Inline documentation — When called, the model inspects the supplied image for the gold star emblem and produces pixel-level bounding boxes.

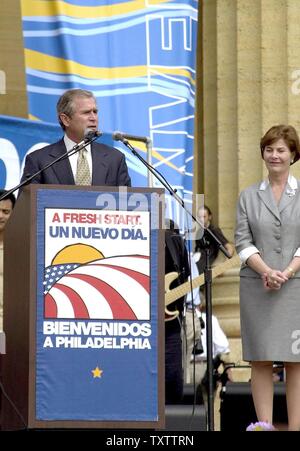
[92,366,103,378]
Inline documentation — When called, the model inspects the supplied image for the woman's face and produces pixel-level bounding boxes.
[263,138,294,175]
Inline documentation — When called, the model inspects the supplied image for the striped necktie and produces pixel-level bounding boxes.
[75,148,91,185]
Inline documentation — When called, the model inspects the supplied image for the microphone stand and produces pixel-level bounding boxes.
[0,134,100,202]
[201,236,215,431]
[117,137,231,431]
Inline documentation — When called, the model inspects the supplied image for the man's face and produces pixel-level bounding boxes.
[197,208,210,228]
[60,96,99,143]
[0,199,13,233]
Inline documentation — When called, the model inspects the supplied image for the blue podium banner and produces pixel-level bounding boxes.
[35,188,161,421]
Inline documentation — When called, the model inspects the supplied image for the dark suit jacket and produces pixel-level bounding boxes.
[20,139,131,187]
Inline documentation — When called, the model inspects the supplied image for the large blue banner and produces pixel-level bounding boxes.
[21,0,198,212]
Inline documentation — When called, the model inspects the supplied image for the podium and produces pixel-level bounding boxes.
[1,185,165,430]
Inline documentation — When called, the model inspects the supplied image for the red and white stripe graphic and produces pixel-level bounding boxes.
[44,255,150,320]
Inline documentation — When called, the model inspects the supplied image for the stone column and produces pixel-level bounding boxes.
[200,0,300,240]
[198,1,300,374]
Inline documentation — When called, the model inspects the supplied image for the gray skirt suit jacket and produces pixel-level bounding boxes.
[235,176,300,361]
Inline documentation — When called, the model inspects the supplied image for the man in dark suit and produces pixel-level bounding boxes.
[20,88,131,187]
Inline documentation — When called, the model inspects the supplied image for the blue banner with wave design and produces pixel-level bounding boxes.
[21,0,198,219]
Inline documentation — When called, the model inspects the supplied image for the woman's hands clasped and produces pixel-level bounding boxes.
[262,269,289,291]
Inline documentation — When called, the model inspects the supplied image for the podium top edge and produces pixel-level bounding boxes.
[22,184,165,195]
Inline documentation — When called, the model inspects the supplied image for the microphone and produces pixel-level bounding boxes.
[84,129,102,141]
[113,131,150,144]
[73,129,102,149]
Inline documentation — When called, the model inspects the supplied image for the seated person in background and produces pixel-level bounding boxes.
[165,219,190,404]
[195,205,234,273]
[190,305,232,398]
[191,309,231,365]
[0,190,16,332]
[183,251,231,386]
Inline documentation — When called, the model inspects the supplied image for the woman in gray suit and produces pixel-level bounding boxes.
[235,125,300,431]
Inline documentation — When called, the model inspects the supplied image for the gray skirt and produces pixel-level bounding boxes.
[240,276,300,362]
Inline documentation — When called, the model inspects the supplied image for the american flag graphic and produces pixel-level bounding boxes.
[44,255,150,320]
